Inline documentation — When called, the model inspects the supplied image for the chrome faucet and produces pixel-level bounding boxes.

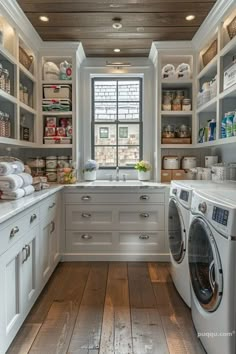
[116,166,119,181]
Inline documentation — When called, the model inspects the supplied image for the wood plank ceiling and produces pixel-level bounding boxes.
[16,0,217,57]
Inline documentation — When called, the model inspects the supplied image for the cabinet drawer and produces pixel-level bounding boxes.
[65,192,164,204]
[66,231,113,252]
[66,205,114,230]
[118,231,165,252]
[118,205,164,231]
[40,193,59,223]
[0,207,39,256]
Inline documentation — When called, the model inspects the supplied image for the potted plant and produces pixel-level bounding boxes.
[83,159,98,181]
[135,160,152,181]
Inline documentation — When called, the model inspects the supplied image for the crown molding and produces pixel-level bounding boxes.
[0,0,42,52]
[192,0,236,50]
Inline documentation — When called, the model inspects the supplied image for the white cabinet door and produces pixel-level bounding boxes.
[0,238,23,353]
[50,214,60,269]
[20,225,39,314]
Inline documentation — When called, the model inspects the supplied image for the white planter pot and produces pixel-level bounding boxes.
[138,170,151,181]
[84,170,96,181]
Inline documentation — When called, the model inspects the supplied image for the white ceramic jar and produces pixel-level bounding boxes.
[182,156,197,170]
[163,156,180,170]
[138,170,151,181]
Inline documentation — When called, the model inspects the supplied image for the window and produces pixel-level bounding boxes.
[92,78,143,168]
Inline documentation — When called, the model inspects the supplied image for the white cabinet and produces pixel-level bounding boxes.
[64,189,168,261]
[0,224,39,354]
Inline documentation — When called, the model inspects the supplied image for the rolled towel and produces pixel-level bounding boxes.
[23,185,35,196]
[1,188,25,200]
[0,174,23,191]
[0,161,25,176]
[18,173,33,187]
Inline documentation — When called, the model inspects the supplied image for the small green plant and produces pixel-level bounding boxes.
[135,160,152,172]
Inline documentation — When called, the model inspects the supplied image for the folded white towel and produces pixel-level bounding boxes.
[1,188,25,200]
[0,174,23,191]
[0,161,25,176]
[23,185,35,196]
[18,173,33,187]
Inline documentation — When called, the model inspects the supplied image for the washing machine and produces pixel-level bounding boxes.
[168,180,236,308]
[188,189,236,354]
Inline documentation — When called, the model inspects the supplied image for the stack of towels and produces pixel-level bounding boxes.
[0,161,35,200]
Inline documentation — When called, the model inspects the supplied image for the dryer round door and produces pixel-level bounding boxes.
[188,217,223,312]
[168,198,186,264]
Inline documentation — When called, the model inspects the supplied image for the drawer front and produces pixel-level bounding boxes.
[66,205,114,230]
[119,231,165,252]
[65,192,164,204]
[40,193,59,223]
[118,205,164,231]
[0,207,39,256]
[66,231,113,252]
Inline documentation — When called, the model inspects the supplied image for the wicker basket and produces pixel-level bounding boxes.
[19,46,33,71]
[202,40,217,67]
[227,16,236,40]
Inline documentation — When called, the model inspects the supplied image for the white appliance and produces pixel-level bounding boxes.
[168,180,236,309]
[188,189,236,354]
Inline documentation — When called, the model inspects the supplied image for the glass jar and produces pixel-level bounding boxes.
[46,156,57,169]
[176,90,184,100]
[162,96,172,111]
[0,110,5,137]
[0,63,5,91]
[4,113,10,138]
[162,125,175,138]
[57,156,69,168]
[182,98,192,111]
[4,69,10,94]
[27,157,45,168]
[46,169,57,182]
[172,98,182,111]
[30,167,45,177]
[19,83,24,102]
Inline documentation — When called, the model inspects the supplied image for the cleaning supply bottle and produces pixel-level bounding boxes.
[221,113,227,138]
[208,119,216,141]
[226,112,233,138]
[233,112,236,136]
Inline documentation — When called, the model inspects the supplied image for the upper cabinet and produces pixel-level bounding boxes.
[0,12,38,147]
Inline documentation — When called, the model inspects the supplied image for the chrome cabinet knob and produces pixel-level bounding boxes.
[81,234,92,240]
[140,213,150,218]
[82,196,91,201]
[139,234,150,240]
[82,213,91,218]
[140,195,149,200]
[10,226,19,238]
[30,214,37,223]
[48,202,56,209]
[198,202,207,214]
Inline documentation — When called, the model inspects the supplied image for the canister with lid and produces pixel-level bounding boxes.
[58,155,69,168]
[46,169,57,182]
[182,98,192,111]
[163,156,180,170]
[182,156,197,170]
[46,156,57,169]
[172,98,181,111]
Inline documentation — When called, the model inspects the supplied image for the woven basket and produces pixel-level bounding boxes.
[227,16,236,40]
[19,46,33,71]
[202,40,217,67]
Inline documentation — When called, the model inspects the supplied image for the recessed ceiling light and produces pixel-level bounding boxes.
[112,17,122,29]
[186,15,195,21]
[39,16,49,22]
[114,48,121,53]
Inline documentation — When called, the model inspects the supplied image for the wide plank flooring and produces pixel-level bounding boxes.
[7,262,205,354]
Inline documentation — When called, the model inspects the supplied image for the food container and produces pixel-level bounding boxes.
[223,60,236,91]
[176,90,184,100]
[182,98,192,111]
[45,117,57,127]
[182,156,197,170]
[43,85,72,99]
[45,127,56,137]
[176,124,191,138]
[43,62,60,81]
[163,156,180,170]
[46,156,57,169]
[172,98,182,111]
[184,170,196,180]
[57,168,65,184]
[162,96,172,111]
[202,168,212,180]
[58,156,69,168]
[27,157,45,168]
[205,155,218,168]
[162,125,175,138]
[46,169,57,182]
[56,127,66,137]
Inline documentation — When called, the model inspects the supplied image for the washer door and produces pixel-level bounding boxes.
[188,217,223,312]
[168,198,186,264]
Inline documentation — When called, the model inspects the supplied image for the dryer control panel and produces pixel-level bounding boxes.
[212,206,229,226]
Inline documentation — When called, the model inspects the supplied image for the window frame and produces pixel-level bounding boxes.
[91,77,143,169]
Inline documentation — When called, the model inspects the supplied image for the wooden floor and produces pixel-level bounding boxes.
[7,262,205,354]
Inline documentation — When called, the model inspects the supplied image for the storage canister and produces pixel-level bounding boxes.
[205,155,218,168]
[182,156,197,170]
[182,98,192,111]
[46,156,57,169]
[57,156,69,168]
[46,169,57,182]
[163,156,180,170]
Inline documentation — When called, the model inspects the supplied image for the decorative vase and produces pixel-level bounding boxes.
[84,170,96,181]
[138,170,151,181]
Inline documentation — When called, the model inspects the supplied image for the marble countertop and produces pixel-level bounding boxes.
[64,181,170,189]
[0,185,64,225]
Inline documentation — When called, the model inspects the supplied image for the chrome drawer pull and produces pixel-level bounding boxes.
[25,244,31,260]
[81,234,92,240]
[30,214,37,223]
[140,213,150,218]
[22,246,27,263]
[10,226,19,238]
[50,221,55,234]
[140,195,149,200]
[82,196,91,201]
[139,234,150,240]
[82,213,91,218]
[49,202,56,209]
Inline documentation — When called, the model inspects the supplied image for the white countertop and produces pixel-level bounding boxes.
[0,185,64,225]
[64,181,169,189]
